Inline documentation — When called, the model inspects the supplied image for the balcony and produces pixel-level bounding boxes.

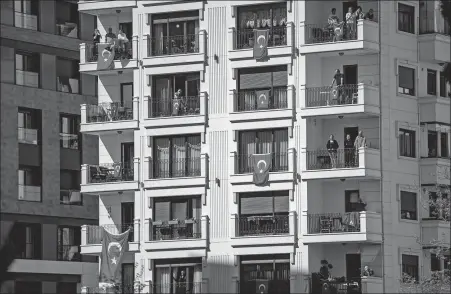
[303,211,382,244]
[78,0,137,15]
[80,100,139,135]
[80,223,140,255]
[14,11,38,31]
[18,185,41,202]
[300,84,380,118]
[421,219,451,247]
[57,76,79,94]
[55,22,78,39]
[419,18,451,63]
[149,282,205,294]
[301,147,381,180]
[228,23,294,67]
[80,161,139,194]
[18,127,38,145]
[15,69,39,88]
[142,93,207,134]
[229,86,294,125]
[419,96,451,125]
[300,19,379,56]
[79,42,138,74]
[143,31,206,70]
[57,245,82,262]
[420,157,451,186]
[143,216,208,259]
[60,133,79,150]
[60,190,82,205]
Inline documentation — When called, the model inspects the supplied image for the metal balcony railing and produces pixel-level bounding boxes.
[149,34,199,56]
[60,190,82,205]
[235,87,288,112]
[305,22,358,44]
[236,26,287,49]
[305,84,359,107]
[309,274,361,294]
[149,96,201,118]
[18,127,38,145]
[149,282,203,294]
[88,162,134,183]
[237,152,288,174]
[307,212,361,234]
[85,42,133,63]
[85,284,137,294]
[151,157,201,179]
[152,218,202,240]
[60,133,79,150]
[86,224,134,244]
[57,244,81,261]
[306,149,359,170]
[18,185,41,202]
[239,280,290,294]
[237,214,289,236]
[86,102,133,123]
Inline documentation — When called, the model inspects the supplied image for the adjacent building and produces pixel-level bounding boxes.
[0,0,99,293]
[77,0,450,293]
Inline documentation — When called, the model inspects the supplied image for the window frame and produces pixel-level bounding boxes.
[14,0,40,31]
[55,57,80,94]
[399,128,416,158]
[14,50,41,88]
[398,65,416,96]
[239,191,290,216]
[12,222,42,260]
[59,114,80,150]
[57,225,81,261]
[398,3,415,34]
[400,190,418,221]
[54,0,80,39]
[427,69,437,96]
[402,254,419,282]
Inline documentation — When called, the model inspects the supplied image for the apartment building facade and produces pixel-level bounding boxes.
[0,1,100,293]
[77,0,450,293]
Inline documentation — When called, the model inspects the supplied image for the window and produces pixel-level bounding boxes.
[18,166,41,202]
[122,264,135,294]
[398,66,415,96]
[11,223,42,259]
[15,51,40,88]
[402,254,419,281]
[18,108,40,145]
[428,130,438,157]
[14,0,39,30]
[153,259,203,293]
[399,128,416,158]
[427,69,437,96]
[56,58,80,93]
[398,3,415,34]
[441,133,449,158]
[57,226,81,261]
[55,0,79,38]
[60,114,80,149]
[345,190,366,212]
[15,281,42,294]
[400,191,417,220]
[431,254,441,271]
[439,71,449,98]
[153,135,201,178]
[60,170,81,205]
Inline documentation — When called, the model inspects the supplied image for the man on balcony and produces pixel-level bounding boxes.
[344,134,354,167]
[326,134,339,168]
[354,131,367,165]
[330,69,344,105]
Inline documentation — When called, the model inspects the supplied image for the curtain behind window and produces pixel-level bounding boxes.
[154,137,170,178]
[156,267,171,294]
[187,136,201,176]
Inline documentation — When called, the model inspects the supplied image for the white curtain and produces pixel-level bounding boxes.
[239,131,257,173]
[187,136,201,176]
[155,138,170,178]
[193,265,203,294]
[154,24,165,55]
[273,87,287,108]
[273,130,288,170]
[172,137,186,177]
[156,267,171,294]
[155,77,172,116]
[244,91,256,111]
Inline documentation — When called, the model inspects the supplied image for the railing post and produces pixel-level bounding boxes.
[133,218,140,242]
[358,147,365,168]
[229,89,236,113]
[144,218,150,241]
[229,151,237,175]
[228,27,235,51]
[358,83,364,105]
[300,148,307,172]
[201,153,208,178]
[133,157,140,182]
[286,21,294,48]
[199,29,206,56]
[288,147,295,173]
[299,85,306,109]
[144,156,150,180]
[81,225,87,246]
[230,214,237,238]
[299,21,306,45]
[201,215,208,240]
[289,211,296,236]
[200,91,207,116]
[287,85,294,109]
[80,43,86,64]
[132,96,139,121]
[80,104,87,124]
[357,19,364,41]
[359,212,366,233]
[301,210,308,235]
[132,35,138,59]
[143,95,150,119]
[81,164,89,185]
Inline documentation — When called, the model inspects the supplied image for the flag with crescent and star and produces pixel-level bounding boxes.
[255,89,270,110]
[251,153,273,186]
[253,29,269,60]
[99,227,130,286]
[97,43,115,70]
[255,279,269,294]
[172,98,180,116]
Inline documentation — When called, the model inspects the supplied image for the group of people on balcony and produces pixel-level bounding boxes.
[92,27,131,60]
[326,131,366,168]
[327,7,374,42]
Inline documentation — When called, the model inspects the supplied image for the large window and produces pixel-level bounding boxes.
[402,254,419,281]
[398,66,415,96]
[56,58,80,93]
[18,108,40,145]
[60,114,80,149]
[153,135,201,178]
[15,51,40,88]
[153,258,203,294]
[398,3,415,34]
[11,223,42,260]
[14,0,39,30]
[399,128,416,158]
[55,0,79,38]
[441,132,449,158]
[400,191,417,220]
[18,166,41,202]
[57,226,81,261]
[440,71,449,98]
[428,130,438,157]
[427,69,437,96]
[60,170,81,205]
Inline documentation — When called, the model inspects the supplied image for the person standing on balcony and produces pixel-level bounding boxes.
[330,69,344,104]
[105,27,117,44]
[354,131,367,165]
[345,6,356,40]
[355,6,365,21]
[173,270,187,294]
[326,134,339,168]
[328,8,343,42]
[344,134,354,167]
[93,29,102,57]
[117,30,129,58]
[365,9,375,21]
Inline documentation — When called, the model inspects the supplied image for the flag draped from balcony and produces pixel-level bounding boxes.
[253,29,269,60]
[99,228,130,287]
[97,43,115,70]
[256,90,270,109]
[256,279,269,294]
[251,153,272,186]
[172,98,180,115]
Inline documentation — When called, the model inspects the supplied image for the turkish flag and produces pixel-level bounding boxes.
[251,153,273,186]
[99,227,130,287]
[97,43,116,71]
[253,29,269,60]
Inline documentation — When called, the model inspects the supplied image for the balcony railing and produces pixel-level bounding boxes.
[420,16,451,35]
[237,214,289,236]
[305,22,359,44]
[88,162,134,183]
[149,96,201,118]
[86,224,134,244]
[84,42,133,63]
[56,22,78,38]
[57,76,79,94]
[309,274,361,294]
[57,244,81,261]
[60,133,79,150]
[150,157,201,179]
[235,87,288,112]
[305,84,359,107]
[152,218,201,240]
[14,11,38,30]
[18,185,41,202]
[15,70,39,88]
[307,212,361,234]
[149,282,203,294]
[240,280,290,294]
[237,152,288,174]
[236,26,287,49]
[60,190,82,205]
[18,127,38,144]
[84,285,137,294]
[149,34,199,56]
[86,102,134,123]
[306,149,359,170]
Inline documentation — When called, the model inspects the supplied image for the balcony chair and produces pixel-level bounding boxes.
[319,217,332,233]
[90,165,108,182]
[109,163,123,181]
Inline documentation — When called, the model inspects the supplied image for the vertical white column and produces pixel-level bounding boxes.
[81,164,89,185]
[80,104,87,124]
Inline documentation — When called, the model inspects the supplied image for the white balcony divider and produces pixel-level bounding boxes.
[15,70,39,88]
[18,185,41,202]
[18,127,38,144]
[14,12,38,30]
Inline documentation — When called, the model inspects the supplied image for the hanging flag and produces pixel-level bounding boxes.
[253,29,269,60]
[251,153,273,186]
[255,279,269,294]
[172,98,180,116]
[97,43,115,70]
[99,227,130,288]
[256,90,270,110]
